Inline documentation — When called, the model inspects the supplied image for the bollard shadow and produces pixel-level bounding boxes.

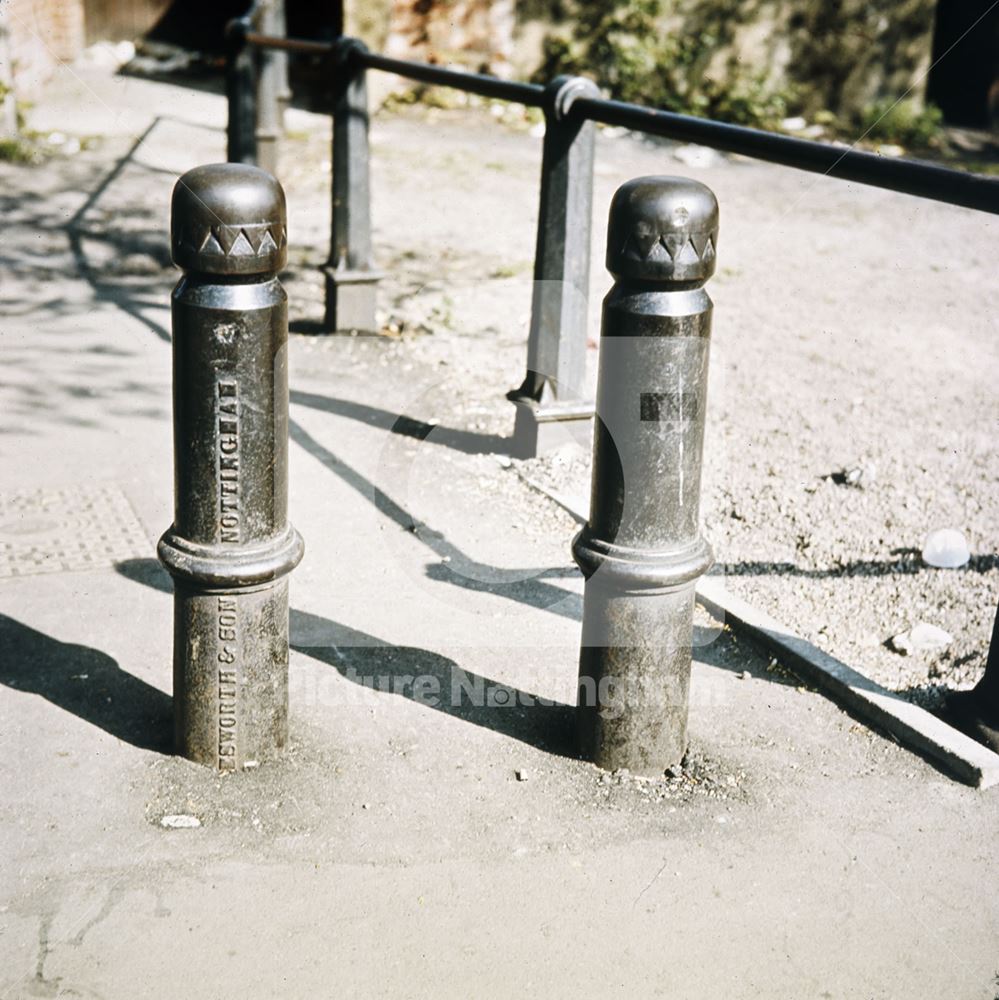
[290,609,575,755]
[0,613,171,753]
[288,417,582,620]
[291,388,511,457]
[113,558,575,755]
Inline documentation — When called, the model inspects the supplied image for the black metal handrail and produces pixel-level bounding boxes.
[573,97,998,215]
[359,50,547,107]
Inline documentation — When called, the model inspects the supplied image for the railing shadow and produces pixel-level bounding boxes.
[291,388,511,457]
[715,553,999,578]
[288,416,581,618]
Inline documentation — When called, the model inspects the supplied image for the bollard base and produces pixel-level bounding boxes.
[323,266,383,333]
[508,395,593,459]
[577,583,696,776]
[172,580,290,771]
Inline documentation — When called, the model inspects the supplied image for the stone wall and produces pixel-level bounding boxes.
[349,0,939,119]
[350,0,516,76]
[4,0,87,100]
[699,0,938,115]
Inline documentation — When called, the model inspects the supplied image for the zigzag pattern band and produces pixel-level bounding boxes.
[180,223,288,257]
[622,230,716,265]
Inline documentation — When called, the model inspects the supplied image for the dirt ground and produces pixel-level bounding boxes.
[0,62,997,999]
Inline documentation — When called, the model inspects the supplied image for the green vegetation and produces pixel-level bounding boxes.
[0,138,36,164]
[859,98,943,149]
[532,0,797,130]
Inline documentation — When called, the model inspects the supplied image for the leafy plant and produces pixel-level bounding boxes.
[859,98,943,148]
[532,0,797,130]
[0,138,36,164]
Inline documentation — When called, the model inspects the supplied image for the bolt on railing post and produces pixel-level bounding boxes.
[255,0,284,175]
[324,37,382,332]
[159,163,304,770]
[226,17,258,166]
[573,176,718,775]
[508,75,599,458]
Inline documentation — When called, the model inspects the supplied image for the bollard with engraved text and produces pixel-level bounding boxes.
[159,163,304,770]
[573,176,717,776]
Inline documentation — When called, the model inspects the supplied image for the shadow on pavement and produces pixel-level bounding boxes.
[0,613,171,753]
[288,416,581,619]
[113,558,576,756]
[291,608,576,757]
[291,388,511,457]
[716,553,999,578]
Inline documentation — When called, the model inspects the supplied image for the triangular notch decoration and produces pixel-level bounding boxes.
[662,233,686,259]
[628,229,660,259]
[689,233,709,257]
[212,225,241,255]
[675,239,700,265]
[229,230,255,256]
[199,230,225,255]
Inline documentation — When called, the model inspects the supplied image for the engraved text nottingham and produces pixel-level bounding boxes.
[218,380,240,543]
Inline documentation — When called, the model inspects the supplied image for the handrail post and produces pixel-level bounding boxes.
[324,37,382,332]
[943,599,999,752]
[508,75,599,458]
[272,0,292,120]
[226,17,258,166]
[255,0,284,175]
[573,176,718,775]
[159,163,304,769]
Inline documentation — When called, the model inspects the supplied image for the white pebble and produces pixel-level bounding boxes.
[889,622,953,656]
[674,144,720,168]
[160,814,200,829]
[921,528,970,569]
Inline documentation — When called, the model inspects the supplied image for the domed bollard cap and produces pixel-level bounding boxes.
[171,163,288,276]
[606,175,718,284]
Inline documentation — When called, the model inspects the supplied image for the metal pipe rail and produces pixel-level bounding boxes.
[243,30,334,57]
[573,97,999,216]
[359,50,546,107]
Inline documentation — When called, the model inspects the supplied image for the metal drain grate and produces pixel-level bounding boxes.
[0,484,152,578]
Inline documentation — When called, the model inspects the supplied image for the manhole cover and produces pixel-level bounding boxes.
[0,485,152,578]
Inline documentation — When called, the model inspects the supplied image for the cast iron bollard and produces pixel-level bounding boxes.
[573,176,718,775]
[226,17,258,166]
[159,163,304,770]
[324,37,382,332]
[508,75,598,458]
